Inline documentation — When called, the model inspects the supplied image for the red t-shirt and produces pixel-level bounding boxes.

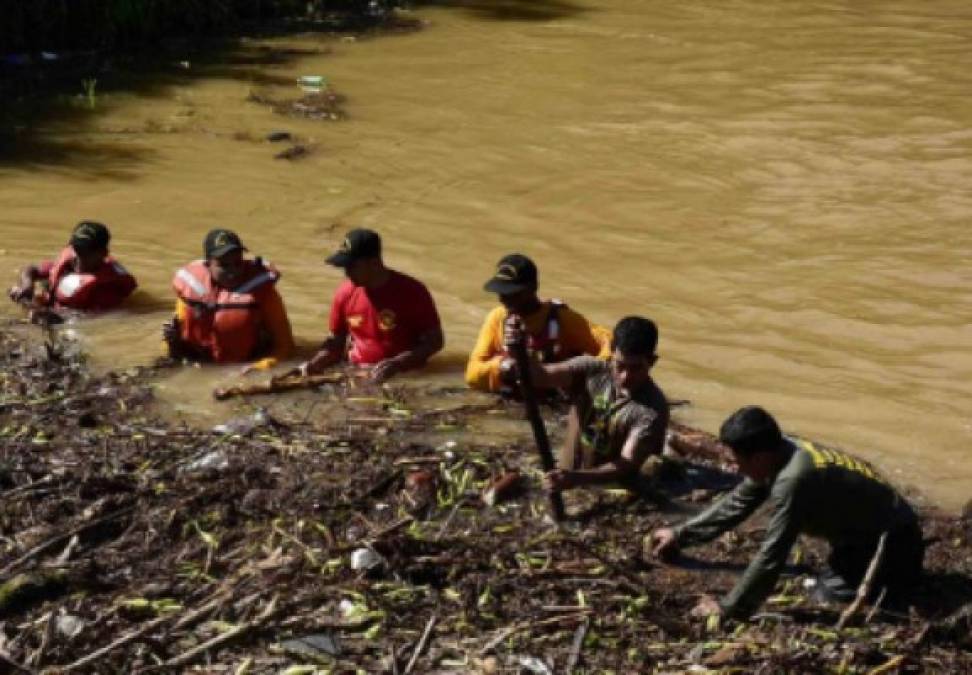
[329,270,441,365]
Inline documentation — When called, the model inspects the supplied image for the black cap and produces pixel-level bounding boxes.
[326,228,382,267]
[483,253,538,295]
[204,229,246,259]
[70,221,110,253]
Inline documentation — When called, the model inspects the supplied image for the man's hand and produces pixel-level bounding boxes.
[650,527,681,560]
[503,315,525,352]
[498,356,518,387]
[304,350,338,376]
[370,355,404,384]
[543,468,575,492]
[162,317,181,346]
[8,284,32,303]
[689,594,722,619]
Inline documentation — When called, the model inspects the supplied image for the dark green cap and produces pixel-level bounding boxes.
[204,229,246,259]
[70,221,110,253]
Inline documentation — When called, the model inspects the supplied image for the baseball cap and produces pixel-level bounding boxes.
[69,221,111,253]
[483,253,538,295]
[326,228,382,267]
[204,229,246,259]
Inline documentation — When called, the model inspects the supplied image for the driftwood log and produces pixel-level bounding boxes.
[213,373,344,400]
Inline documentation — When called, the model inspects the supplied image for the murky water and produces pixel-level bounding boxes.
[2,1,971,510]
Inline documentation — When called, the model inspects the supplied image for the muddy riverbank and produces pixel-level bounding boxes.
[0,321,969,672]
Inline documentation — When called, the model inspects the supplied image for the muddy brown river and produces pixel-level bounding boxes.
[1,1,970,510]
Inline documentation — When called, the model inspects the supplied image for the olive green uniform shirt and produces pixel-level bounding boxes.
[674,437,914,618]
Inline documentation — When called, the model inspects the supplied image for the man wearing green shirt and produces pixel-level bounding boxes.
[651,406,923,619]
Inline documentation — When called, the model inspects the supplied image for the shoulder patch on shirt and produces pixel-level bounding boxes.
[378,309,397,331]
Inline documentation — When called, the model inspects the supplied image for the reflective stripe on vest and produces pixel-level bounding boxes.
[56,273,88,299]
[176,268,207,297]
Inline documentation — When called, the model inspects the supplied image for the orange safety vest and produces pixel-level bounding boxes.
[172,259,280,363]
[45,246,136,310]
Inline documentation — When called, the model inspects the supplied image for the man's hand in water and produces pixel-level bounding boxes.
[370,355,404,384]
[8,285,32,303]
[161,317,181,345]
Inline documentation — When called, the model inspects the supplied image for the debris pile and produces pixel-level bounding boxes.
[0,325,969,672]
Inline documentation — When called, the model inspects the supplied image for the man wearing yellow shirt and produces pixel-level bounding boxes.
[162,229,295,374]
[465,253,611,394]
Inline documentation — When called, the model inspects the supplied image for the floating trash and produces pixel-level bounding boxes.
[298,75,326,92]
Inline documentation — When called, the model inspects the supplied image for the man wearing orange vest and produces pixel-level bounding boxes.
[8,221,137,312]
[466,253,611,395]
[163,229,295,373]
[301,228,444,383]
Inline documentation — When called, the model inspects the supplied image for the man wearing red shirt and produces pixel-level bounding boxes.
[302,228,444,383]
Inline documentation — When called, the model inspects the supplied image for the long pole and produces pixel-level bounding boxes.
[510,336,566,522]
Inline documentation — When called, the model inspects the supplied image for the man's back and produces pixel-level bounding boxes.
[775,439,915,543]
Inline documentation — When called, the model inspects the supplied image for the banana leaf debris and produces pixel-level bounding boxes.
[0,323,969,673]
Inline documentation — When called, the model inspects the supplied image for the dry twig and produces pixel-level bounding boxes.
[402,613,436,675]
[837,531,888,630]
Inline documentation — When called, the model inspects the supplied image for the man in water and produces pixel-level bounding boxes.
[300,228,444,383]
[8,221,137,312]
[466,253,610,396]
[511,315,669,493]
[163,229,295,374]
[651,406,923,619]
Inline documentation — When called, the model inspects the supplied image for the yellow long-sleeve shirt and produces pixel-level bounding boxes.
[465,302,611,392]
[167,289,295,371]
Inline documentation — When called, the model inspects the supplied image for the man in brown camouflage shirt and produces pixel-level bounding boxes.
[511,315,669,493]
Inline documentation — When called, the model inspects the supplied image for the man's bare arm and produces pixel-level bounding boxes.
[304,332,349,374]
[371,326,444,383]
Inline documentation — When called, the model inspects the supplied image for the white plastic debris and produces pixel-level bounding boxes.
[515,656,553,674]
[181,451,229,474]
[56,613,85,639]
[349,547,382,571]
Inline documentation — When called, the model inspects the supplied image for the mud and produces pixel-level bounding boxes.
[0,322,969,673]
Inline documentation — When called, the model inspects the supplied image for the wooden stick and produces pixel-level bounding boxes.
[509,336,565,522]
[479,612,589,655]
[63,592,228,671]
[566,617,589,673]
[865,587,887,624]
[0,650,33,674]
[213,373,344,400]
[837,531,888,630]
[161,595,278,668]
[64,614,170,672]
[402,613,436,675]
[0,507,135,576]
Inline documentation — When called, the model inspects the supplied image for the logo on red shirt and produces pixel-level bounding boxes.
[378,309,397,331]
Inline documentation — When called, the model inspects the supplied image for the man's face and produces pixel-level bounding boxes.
[73,247,107,274]
[344,258,370,287]
[610,349,656,393]
[732,450,776,484]
[498,288,536,315]
[209,250,245,288]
